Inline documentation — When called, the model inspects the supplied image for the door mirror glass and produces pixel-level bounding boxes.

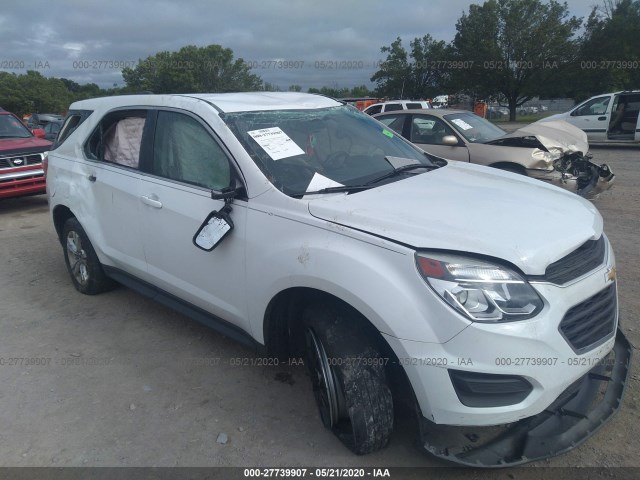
[193,208,234,251]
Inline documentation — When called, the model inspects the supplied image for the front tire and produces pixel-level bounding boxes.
[62,217,114,295]
[304,305,393,455]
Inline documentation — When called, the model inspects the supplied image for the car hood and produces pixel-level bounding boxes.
[500,120,589,155]
[307,162,602,275]
[0,136,52,155]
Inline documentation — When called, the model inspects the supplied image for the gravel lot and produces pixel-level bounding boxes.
[0,146,638,475]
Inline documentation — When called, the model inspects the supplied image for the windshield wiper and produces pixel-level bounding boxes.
[293,184,373,198]
[364,163,435,186]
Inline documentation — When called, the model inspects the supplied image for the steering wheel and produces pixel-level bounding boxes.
[323,151,349,169]
[272,158,319,190]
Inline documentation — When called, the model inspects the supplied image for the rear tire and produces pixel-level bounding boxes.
[62,218,114,295]
[304,304,393,455]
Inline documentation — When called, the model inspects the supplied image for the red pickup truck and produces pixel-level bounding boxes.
[0,109,52,199]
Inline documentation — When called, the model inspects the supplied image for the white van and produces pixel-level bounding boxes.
[543,91,640,143]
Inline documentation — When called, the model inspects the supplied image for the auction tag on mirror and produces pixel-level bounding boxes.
[193,209,234,251]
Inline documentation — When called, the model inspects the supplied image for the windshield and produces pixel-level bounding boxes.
[0,114,32,139]
[443,112,506,143]
[223,105,436,196]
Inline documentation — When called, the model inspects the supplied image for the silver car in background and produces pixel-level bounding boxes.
[374,109,615,198]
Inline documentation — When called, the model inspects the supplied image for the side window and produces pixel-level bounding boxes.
[57,110,91,147]
[377,115,406,135]
[365,105,382,115]
[384,103,403,112]
[85,110,146,168]
[406,103,422,110]
[574,97,610,116]
[410,115,456,145]
[152,111,231,190]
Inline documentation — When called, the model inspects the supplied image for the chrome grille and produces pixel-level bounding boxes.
[0,153,43,169]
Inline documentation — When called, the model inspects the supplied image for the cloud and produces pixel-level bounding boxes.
[0,0,594,89]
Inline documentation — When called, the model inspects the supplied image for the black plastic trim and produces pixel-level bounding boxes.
[103,266,258,350]
[559,283,617,354]
[448,370,533,407]
[419,329,632,467]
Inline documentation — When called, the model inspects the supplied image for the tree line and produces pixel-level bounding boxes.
[1,0,637,120]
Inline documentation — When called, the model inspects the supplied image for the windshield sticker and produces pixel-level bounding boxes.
[382,129,394,138]
[305,172,344,193]
[247,127,305,160]
[451,119,473,131]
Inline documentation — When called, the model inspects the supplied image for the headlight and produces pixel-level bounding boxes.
[416,253,543,322]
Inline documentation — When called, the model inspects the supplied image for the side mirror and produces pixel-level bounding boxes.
[211,178,243,200]
[193,207,234,251]
[442,135,459,146]
[33,128,46,138]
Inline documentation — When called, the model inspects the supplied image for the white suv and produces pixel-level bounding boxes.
[363,100,431,115]
[47,93,629,467]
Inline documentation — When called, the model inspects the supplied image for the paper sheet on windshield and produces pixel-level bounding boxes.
[451,119,473,130]
[247,127,305,160]
[305,173,344,193]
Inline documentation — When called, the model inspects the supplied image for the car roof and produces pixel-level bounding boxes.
[374,108,470,118]
[70,92,342,113]
[366,100,429,108]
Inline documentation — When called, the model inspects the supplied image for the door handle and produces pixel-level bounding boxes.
[598,116,607,121]
[87,174,96,182]
[141,195,163,208]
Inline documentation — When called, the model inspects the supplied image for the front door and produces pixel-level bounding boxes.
[139,109,250,333]
[409,114,470,162]
[567,95,611,142]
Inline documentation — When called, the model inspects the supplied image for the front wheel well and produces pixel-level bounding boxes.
[263,288,411,392]
[264,288,417,438]
[263,288,394,361]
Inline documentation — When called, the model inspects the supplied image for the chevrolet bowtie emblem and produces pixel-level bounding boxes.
[606,267,617,282]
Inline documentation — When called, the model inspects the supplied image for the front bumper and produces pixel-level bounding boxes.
[0,165,46,198]
[417,329,631,467]
[528,163,614,199]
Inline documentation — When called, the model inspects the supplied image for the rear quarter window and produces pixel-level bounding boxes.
[55,110,93,147]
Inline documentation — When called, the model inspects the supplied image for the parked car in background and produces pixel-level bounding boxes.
[27,113,64,129]
[432,94,450,108]
[542,91,640,143]
[0,108,51,199]
[43,119,63,141]
[374,109,615,198]
[363,100,431,115]
[46,93,629,467]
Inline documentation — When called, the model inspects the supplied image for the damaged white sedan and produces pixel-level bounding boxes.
[374,109,614,198]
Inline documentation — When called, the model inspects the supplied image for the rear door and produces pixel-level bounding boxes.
[607,93,640,142]
[81,109,151,279]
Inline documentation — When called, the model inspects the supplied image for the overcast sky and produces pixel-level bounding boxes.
[2,0,597,90]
